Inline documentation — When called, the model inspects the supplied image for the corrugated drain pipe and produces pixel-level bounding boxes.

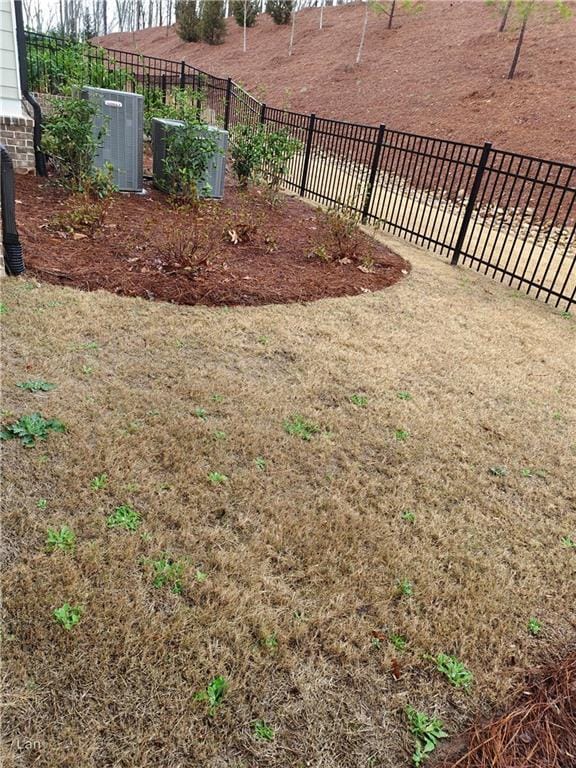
[1,144,25,275]
[14,0,46,177]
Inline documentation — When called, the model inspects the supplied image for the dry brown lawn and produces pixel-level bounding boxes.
[1,234,575,768]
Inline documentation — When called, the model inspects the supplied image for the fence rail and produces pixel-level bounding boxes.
[24,30,575,311]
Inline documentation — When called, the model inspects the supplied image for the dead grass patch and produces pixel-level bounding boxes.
[1,237,575,767]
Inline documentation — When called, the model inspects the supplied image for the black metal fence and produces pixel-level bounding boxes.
[24,30,575,311]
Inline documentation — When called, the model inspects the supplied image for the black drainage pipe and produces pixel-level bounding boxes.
[1,145,25,276]
[14,0,46,177]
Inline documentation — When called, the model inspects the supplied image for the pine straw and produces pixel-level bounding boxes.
[441,648,576,768]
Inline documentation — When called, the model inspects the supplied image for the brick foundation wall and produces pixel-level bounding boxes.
[0,113,35,171]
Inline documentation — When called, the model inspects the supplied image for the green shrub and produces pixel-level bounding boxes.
[175,0,201,42]
[231,124,301,190]
[266,0,292,24]
[162,122,219,204]
[231,0,260,27]
[41,95,115,197]
[201,0,226,44]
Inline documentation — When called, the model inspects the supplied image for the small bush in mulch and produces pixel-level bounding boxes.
[16,173,410,307]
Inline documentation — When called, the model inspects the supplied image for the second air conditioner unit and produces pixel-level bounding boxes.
[151,118,228,199]
[81,86,144,193]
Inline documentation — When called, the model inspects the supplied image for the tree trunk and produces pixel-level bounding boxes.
[499,0,512,32]
[103,0,107,34]
[289,7,296,55]
[356,1,368,64]
[243,0,247,51]
[508,14,527,79]
[319,0,324,29]
[388,0,395,29]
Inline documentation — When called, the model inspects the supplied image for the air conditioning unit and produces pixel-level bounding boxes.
[151,118,228,199]
[81,86,143,193]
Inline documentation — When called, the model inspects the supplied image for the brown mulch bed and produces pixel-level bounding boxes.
[97,0,576,164]
[15,174,409,306]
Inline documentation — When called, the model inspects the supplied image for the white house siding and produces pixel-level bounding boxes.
[0,0,23,117]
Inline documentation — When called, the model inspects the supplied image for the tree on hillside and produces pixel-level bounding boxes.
[288,2,296,54]
[231,0,260,52]
[176,0,200,41]
[499,0,572,79]
[356,0,423,64]
[201,0,227,44]
[266,0,293,24]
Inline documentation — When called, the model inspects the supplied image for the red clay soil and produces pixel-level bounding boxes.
[96,0,576,164]
[15,174,409,306]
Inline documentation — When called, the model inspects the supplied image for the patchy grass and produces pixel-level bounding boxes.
[1,236,575,767]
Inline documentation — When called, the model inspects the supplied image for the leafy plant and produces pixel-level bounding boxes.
[528,617,542,636]
[107,505,141,532]
[0,412,66,447]
[314,206,362,262]
[434,653,473,688]
[266,0,292,24]
[201,0,226,44]
[401,510,415,523]
[397,391,413,401]
[194,675,228,715]
[90,473,108,491]
[208,471,228,485]
[231,125,267,188]
[42,95,115,197]
[397,579,413,597]
[48,196,107,235]
[253,719,275,741]
[405,706,448,767]
[17,380,56,392]
[150,554,185,594]
[195,569,208,583]
[520,467,547,478]
[389,633,408,651]
[350,393,368,407]
[262,129,302,192]
[561,535,576,549]
[489,465,507,477]
[45,526,76,553]
[395,428,410,442]
[263,633,278,651]
[231,0,260,27]
[255,456,267,470]
[162,121,219,205]
[194,407,208,420]
[175,0,201,42]
[283,415,321,441]
[53,603,83,630]
[36,498,48,510]
[0,302,7,314]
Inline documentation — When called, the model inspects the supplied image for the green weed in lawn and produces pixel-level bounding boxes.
[17,380,56,393]
[81,365,93,376]
[389,634,407,651]
[263,633,278,651]
[107,505,141,532]
[150,555,184,594]
[213,430,227,440]
[45,526,76,553]
[194,675,228,716]
[0,302,7,314]
[0,412,66,447]
[195,569,208,583]
[405,706,448,767]
[528,618,542,636]
[283,415,321,441]
[395,428,410,442]
[90,473,108,490]
[208,471,228,485]
[434,653,473,688]
[397,579,414,597]
[489,465,507,477]
[53,603,83,630]
[520,468,547,478]
[194,407,207,420]
[561,536,576,549]
[253,719,275,741]
[211,394,224,403]
[36,498,47,510]
[397,391,413,401]
[349,393,368,407]
[401,510,416,523]
[255,456,267,471]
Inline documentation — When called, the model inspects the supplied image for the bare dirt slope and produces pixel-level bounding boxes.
[96,0,576,164]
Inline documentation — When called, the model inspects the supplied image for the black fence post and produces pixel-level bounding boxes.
[223,77,233,130]
[299,113,316,197]
[451,141,492,266]
[361,123,385,223]
[161,73,167,104]
[260,102,267,125]
[180,60,186,90]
